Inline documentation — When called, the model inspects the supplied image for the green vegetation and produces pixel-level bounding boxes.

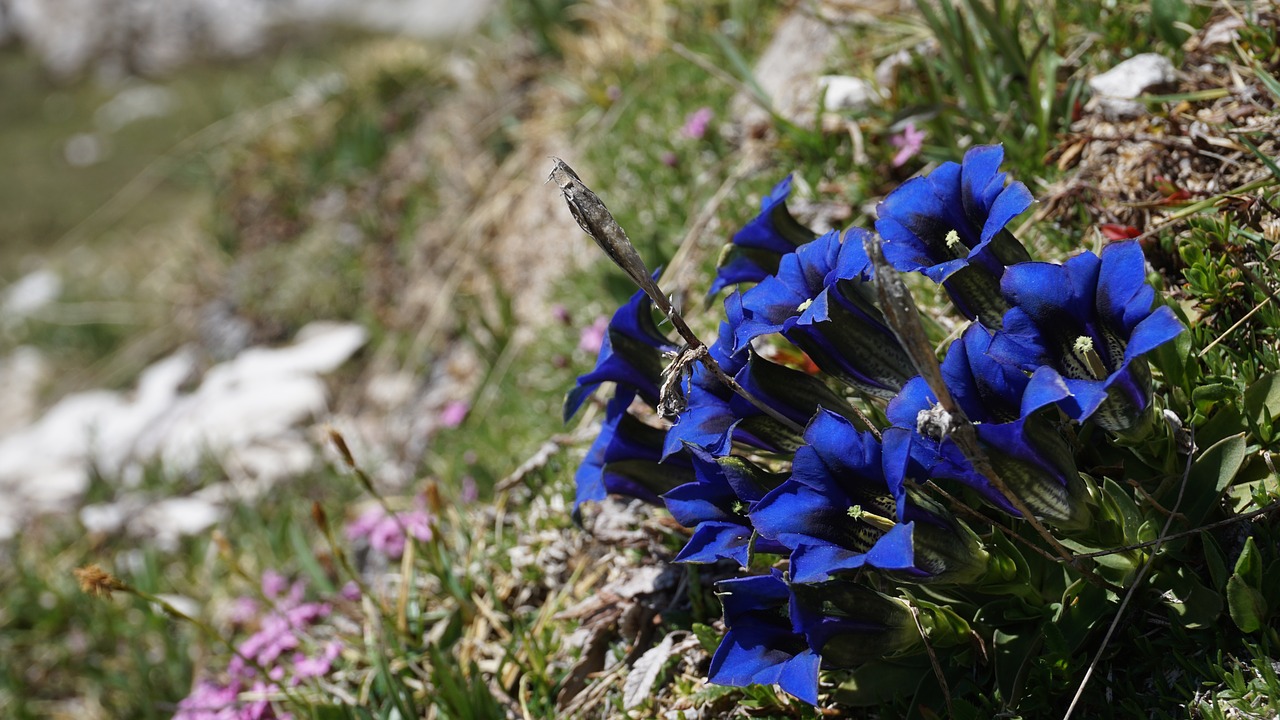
[2,0,1280,717]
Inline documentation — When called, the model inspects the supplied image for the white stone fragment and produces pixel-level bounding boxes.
[818,75,882,112]
[1087,53,1177,119]
[2,269,62,318]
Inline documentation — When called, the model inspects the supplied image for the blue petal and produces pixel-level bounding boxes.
[1021,366,1073,416]
[663,392,737,459]
[708,627,820,705]
[1094,240,1149,330]
[673,522,753,565]
[1123,305,1185,360]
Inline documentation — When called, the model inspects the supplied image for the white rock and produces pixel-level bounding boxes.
[80,501,134,534]
[1087,53,1177,119]
[818,75,882,112]
[2,268,62,318]
[0,322,367,540]
[1199,16,1244,50]
[0,347,48,435]
[135,496,222,550]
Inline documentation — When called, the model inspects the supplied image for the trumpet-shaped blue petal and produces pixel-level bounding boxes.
[564,287,677,422]
[997,241,1185,435]
[750,409,983,583]
[710,573,821,705]
[664,448,785,565]
[875,144,1032,324]
[709,175,818,296]
[733,229,912,396]
[574,395,693,510]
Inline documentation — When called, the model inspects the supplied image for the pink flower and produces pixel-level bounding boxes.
[229,596,259,625]
[680,107,714,139]
[339,581,361,601]
[345,503,433,560]
[292,641,343,683]
[440,399,469,428]
[460,475,478,504]
[578,315,609,354]
[891,122,926,167]
[261,571,288,600]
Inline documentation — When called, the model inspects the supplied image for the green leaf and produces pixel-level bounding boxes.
[1150,566,1222,629]
[1201,373,1280,445]
[1227,574,1268,633]
[1228,538,1269,633]
[1234,536,1263,586]
[1202,531,1229,592]
[692,622,720,655]
[1102,477,1142,543]
[1180,433,1247,526]
[1150,0,1191,48]
[833,658,930,707]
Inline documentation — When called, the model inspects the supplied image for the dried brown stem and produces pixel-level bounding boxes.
[548,158,804,435]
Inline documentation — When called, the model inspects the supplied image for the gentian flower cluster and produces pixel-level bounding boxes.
[565,145,1184,704]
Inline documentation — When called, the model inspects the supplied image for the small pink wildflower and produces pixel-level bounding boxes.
[579,315,609,354]
[261,571,288,599]
[460,475,479,504]
[292,640,343,683]
[440,399,469,428]
[891,122,926,167]
[340,581,361,601]
[680,107,714,139]
[345,502,433,560]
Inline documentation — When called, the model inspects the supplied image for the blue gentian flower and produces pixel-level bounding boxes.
[574,395,694,510]
[709,572,821,705]
[749,409,989,584]
[709,573,957,704]
[663,447,787,566]
[875,144,1033,326]
[733,228,913,398]
[665,292,868,458]
[996,240,1185,440]
[709,176,818,296]
[564,286,677,422]
[788,581,928,669]
[886,324,1091,530]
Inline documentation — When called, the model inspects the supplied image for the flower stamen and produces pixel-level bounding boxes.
[1072,335,1110,380]
[847,505,896,532]
[944,229,964,254]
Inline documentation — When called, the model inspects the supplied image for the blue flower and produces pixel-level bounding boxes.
[996,240,1185,440]
[574,395,694,511]
[875,144,1033,326]
[709,176,818,296]
[564,287,677,422]
[733,228,913,398]
[709,573,951,705]
[749,409,989,584]
[663,447,787,566]
[886,324,1091,530]
[708,572,821,705]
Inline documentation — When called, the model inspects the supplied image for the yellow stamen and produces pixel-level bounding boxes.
[796,298,813,314]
